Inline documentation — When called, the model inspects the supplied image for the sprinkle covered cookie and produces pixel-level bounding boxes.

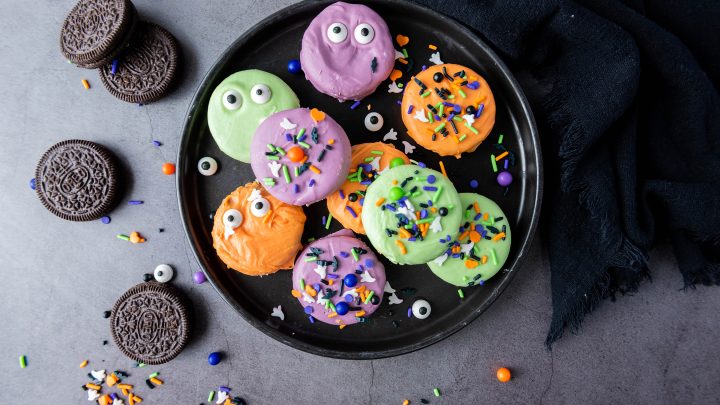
[250,108,351,206]
[361,164,463,265]
[401,64,496,158]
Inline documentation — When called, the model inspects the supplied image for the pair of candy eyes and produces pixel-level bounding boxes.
[222,84,271,110]
[326,22,375,44]
[222,198,271,229]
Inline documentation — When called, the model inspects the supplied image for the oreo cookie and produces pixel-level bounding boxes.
[99,22,179,104]
[35,140,119,221]
[60,0,137,68]
[110,282,190,365]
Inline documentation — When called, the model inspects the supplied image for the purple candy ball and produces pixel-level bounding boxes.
[497,171,513,187]
[193,271,207,284]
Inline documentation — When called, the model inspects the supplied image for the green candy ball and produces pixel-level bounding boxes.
[389,157,405,168]
[389,187,405,201]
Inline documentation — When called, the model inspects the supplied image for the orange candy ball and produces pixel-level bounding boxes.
[162,163,176,175]
[496,367,511,383]
[287,146,305,163]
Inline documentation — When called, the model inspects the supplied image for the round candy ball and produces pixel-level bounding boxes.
[426,174,436,184]
[343,274,358,288]
[497,367,512,383]
[389,157,405,169]
[162,163,176,175]
[287,59,301,74]
[335,301,349,316]
[29,178,36,190]
[197,157,218,176]
[412,299,432,319]
[497,171,513,187]
[193,271,207,284]
[208,352,222,366]
[153,264,174,283]
[389,187,404,201]
[469,179,479,189]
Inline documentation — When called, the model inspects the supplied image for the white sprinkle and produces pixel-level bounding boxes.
[87,389,100,401]
[302,292,315,304]
[369,156,381,172]
[216,391,229,404]
[461,241,474,255]
[360,271,376,283]
[268,161,282,177]
[343,288,358,299]
[394,49,404,60]
[402,141,416,155]
[430,216,443,233]
[387,82,402,93]
[280,117,297,130]
[112,399,125,405]
[413,108,429,123]
[383,128,398,142]
[429,51,443,65]
[271,305,284,321]
[384,281,396,294]
[246,189,262,201]
[433,253,449,266]
[388,293,404,305]
[313,264,327,278]
[462,114,476,126]
[90,370,106,382]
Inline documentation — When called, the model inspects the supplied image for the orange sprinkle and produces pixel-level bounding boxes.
[473,201,480,213]
[355,310,366,317]
[458,231,469,240]
[421,223,428,237]
[81,79,90,89]
[356,285,367,293]
[392,179,398,185]
[117,384,133,390]
[415,211,421,220]
[430,207,437,213]
[106,373,119,387]
[79,360,88,368]
[98,395,111,405]
[350,168,357,173]
[224,400,232,405]
[310,165,321,174]
[396,240,407,254]
[121,388,129,396]
[481,255,488,264]
[465,260,479,269]
[328,139,335,145]
[398,228,412,239]
[439,161,447,177]
[492,232,506,241]
[375,198,386,206]
[305,284,317,297]
[403,401,410,405]
[452,245,461,254]
[389,69,403,82]
[328,312,338,318]
[367,104,372,110]
[339,324,347,330]
[398,58,408,65]
[483,213,489,221]
[428,44,438,50]
[291,289,302,298]
[495,151,509,161]
[86,383,101,390]
[328,279,334,286]
[132,395,142,403]
[128,395,135,405]
[469,231,481,243]
[150,377,163,385]
[300,155,308,164]
[263,210,273,224]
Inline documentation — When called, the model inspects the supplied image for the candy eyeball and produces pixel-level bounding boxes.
[222,89,242,110]
[249,197,271,217]
[412,299,432,319]
[327,22,348,43]
[364,112,383,132]
[250,84,271,104]
[354,23,375,44]
[153,264,174,283]
[223,209,243,228]
[197,157,218,176]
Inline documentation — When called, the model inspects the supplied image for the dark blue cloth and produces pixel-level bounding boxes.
[412,0,720,345]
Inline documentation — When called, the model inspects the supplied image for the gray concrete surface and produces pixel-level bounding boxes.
[1,1,719,404]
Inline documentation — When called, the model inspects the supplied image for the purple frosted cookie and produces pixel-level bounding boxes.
[250,107,351,206]
[300,2,395,101]
[292,229,386,327]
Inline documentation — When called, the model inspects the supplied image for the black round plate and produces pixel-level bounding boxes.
[178,0,542,359]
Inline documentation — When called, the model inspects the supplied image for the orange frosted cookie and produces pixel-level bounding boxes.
[212,182,306,276]
[326,142,409,234]
[401,63,496,158]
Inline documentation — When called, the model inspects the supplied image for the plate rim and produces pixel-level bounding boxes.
[177,0,543,359]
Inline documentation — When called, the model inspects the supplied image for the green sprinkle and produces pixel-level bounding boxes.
[398,82,404,88]
[473,243,482,255]
[434,388,441,397]
[453,115,462,121]
[347,173,357,180]
[464,122,479,134]
[416,217,435,224]
[463,275,469,281]
[458,134,467,142]
[295,166,300,177]
[447,94,455,99]
[432,186,444,203]
[208,391,215,402]
[19,355,26,369]
[298,141,311,149]
[411,191,422,197]
[364,290,375,304]
[402,48,408,58]
[458,88,467,98]
[438,104,444,116]
[266,155,280,161]
[300,278,306,290]
[266,144,276,152]
[458,289,465,299]
[490,248,498,265]
[434,123,446,133]
[465,210,473,219]
[370,150,383,155]
[351,248,359,262]
[325,213,333,229]
[404,224,414,229]
[304,256,317,262]
[297,128,306,138]
[415,176,427,181]
[448,204,454,209]
[275,146,286,155]
[307,237,316,243]
[149,372,159,378]
[421,90,431,98]
[263,177,275,185]
[116,234,129,241]
[498,134,504,144]
[138,363,145,368]
[490,155,498,172]
[282,165,291,183]
[329,301,336,312]
[364,157,375,162]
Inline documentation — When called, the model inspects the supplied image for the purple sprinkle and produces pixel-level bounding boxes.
[417,161,427,168]
[396,100,402,105]
[308,315,315,323]
[298,134,307,142]
[111,393,118,400]
[359,198,364,206]
[322,216,327,226]
[360,180,372,186]
[407,105,414,114]
[454,105,462,113]
[452,253,462,258]
[345,205,358,218]
[344,295,353,303]
[443,102,455,107]
[426,175,436,184]
[100,216,111,224]
[327,274,339,279]
[408,237,417,242]
[293,184,300,193]
[466,81,480,90]
[427,200,433,206]
[285,133,293,142]
[385,204,397,212]
[475,103,484,118]
[408,307,413,318]
[350,100,361,109]
[111,59,119,75]
[474,213,483,221]
[447,113,455,121]
[364,259,374,268]
[339,190,345,199]
[339,251,350,258]
[423,186,437,191]
[313,283,321,292]
[446,234,451,241]
[128,200,143,205]
[219,386,231,392]
[355,269,363,274]
[304,306,314,314]
[152,140,162,147]
[362,163,373,172]
[434,114,441,121]
[308,179,316,187]
[421,65,427,71]
[504,159,509,169]
[29,178,36,190]
[470,179,479,188]
[479,280,485,286]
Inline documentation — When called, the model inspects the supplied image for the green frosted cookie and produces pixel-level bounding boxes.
[207,70,299,162]
[428,193,511,287]
[361,164,462,265]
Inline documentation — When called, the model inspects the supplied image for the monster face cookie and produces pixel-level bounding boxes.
[291,229,386,327]
[361,164,463,265]
[428,193,511,287]
[300,2,394,101]
[250,108,351,206]
[207,70,300,162]
[326,142,409,234]
[211,183,306,276]
[401,64,496,158]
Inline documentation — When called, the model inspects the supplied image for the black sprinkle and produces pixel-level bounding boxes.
[317,149,326,162]
[406,57,414,73]
[311,127,319,144]
[142,273,153,282]
[103,310,111,318]
[504,186,510,196]
[325,144,333,150]
[401,287,417,296]
[102,340,108,345]
[473,273,483,280]
[421,399,430,404]
[495,217,504,222]
[487,226,500,234]
[332,256,339,272]
[392,320,400,328]
[146,379,155,389]
[320,279,329,285]
[450,120,458,134]
[371,57,378,73]
[158,228,164,233]
[442,66,454,81]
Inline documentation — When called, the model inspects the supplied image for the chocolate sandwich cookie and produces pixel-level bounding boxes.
[99,22,179,103]
[60,0,137,68]
[35,139,120,221]
[110,282,190,365]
